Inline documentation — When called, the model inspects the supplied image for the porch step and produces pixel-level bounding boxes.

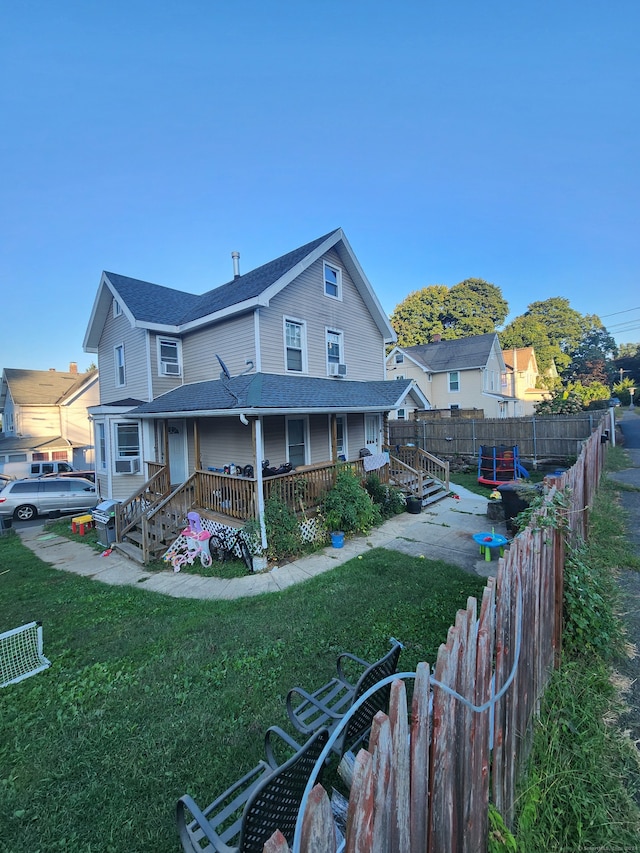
[422,485,449,506]
[112,540,147,565]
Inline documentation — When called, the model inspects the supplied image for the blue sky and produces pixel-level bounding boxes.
[2,0,639,372]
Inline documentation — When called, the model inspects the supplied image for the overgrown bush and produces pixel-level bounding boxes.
[364,473,406,519]
[321,467,381,534]
[263,494,303,562]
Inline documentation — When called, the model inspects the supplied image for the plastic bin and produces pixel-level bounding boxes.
[497,482,542,531]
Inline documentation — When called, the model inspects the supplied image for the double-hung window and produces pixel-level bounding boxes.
[114,344,126,387]
[284,319,306,372]
[448,371,460,392]
[324,262,341,300]
[158,337,181,377]
[326,329,343,375]
[97,422,107,471]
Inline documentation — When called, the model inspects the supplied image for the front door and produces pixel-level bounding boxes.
[365,415,380,454]
[167,419,187,485]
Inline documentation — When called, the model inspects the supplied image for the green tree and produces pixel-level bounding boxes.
[567,324,618,385]
[390,285,448,346]
[617,342,639,358]
[499,315,559,375]
[390,279,508,346]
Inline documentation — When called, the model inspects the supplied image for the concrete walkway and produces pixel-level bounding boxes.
[16,485,503,600]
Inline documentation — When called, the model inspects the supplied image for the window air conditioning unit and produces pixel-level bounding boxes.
[115,457,141,474]
[163,363,180,376]
[329,363,347,377]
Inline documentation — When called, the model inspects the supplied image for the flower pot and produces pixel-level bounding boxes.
[406,497,422,514]
[330,531,345,548]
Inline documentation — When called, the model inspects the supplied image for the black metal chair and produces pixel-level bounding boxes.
[286,640,402,760]
[177,726,328,853]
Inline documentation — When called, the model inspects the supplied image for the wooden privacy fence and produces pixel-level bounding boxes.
[264,415,608,852]
[389,413,610,463]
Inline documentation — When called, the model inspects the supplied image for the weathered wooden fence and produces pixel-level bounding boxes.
[389,413,608,463]
[265,413,608,852]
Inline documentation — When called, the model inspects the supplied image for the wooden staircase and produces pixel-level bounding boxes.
[387,446,450,507]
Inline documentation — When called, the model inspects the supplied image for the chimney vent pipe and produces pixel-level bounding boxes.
[231,251,240,279]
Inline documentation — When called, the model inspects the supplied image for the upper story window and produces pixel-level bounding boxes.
[324,262,342,300]
[448,371,460,392]
[113,299,122,318]
[326,329,344,376]
[114,344,126,387]
[397,408,406,420]
[157,337,182,377]
[284,318,307,373]
[395,352,404,364]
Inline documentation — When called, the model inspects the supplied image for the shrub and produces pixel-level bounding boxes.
[263,495,303,562]
[364,473,406,519]
[321,467,381,534]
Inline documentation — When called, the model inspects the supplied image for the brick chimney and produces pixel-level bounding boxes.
[69,362,78,375]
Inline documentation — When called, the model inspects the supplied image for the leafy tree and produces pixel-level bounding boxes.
[390,279,508,346]
[617,342,639,358]
[535,390,584,415]
[565,380,610,404]
[390,285,448,346]
[567,324,618,385]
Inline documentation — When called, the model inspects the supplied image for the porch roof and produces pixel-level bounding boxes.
[127,374,427,419]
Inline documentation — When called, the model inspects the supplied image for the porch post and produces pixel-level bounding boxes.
[163,419,170,471]
[330,413,337,461]
[194,418,202,470]
[253,418,267,551]
[383,411,389,448]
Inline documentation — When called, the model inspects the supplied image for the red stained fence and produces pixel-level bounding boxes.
[264,416,608,852]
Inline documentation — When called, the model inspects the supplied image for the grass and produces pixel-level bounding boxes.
[511,450,640,851]
[0,536,485,852]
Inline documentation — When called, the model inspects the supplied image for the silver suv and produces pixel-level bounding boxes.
[0,478,97,521]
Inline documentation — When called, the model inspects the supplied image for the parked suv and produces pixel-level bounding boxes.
[0,477,97,521]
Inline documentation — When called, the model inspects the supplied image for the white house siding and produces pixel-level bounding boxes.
[15,405,61,436]
[98,300,149,404]
[259,251,386,380]
[182,316,256,384]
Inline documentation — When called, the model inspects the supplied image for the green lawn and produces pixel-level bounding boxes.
[0,534,485,852]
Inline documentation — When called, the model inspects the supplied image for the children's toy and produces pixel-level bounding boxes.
[477,445,529,487]
[164,512,212,572]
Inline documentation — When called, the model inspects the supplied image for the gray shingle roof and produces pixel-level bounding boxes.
[104,230,339,326]
[403,333,498,371]
[129,374,414,416]
[1,368,93,405]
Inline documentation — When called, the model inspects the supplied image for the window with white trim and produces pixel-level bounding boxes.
[157,337,182,377]
[114,344,126,387]
[336,415,347,459]
[326,329,343,375]
[448,371,460,392]
[97,422,107,471]
[115,423,139,457]
[284,319,306,372]
[113,299,122,318]
[397,408,406,420]
[323,262,342,299]
[394,352,404,364]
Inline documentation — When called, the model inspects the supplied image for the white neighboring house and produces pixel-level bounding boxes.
[502,348,555,416]
[0,364,99,478]
[386,333,518,419]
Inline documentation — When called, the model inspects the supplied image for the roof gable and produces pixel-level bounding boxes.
[84,229,395,351]
[1,368,96,407]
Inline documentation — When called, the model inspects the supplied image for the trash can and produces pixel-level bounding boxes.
[497,482,542,532]
[0,517,13,535]
[92,499,120,548]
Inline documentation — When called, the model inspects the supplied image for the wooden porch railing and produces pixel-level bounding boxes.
[115,464,171,541]
[389,445,450,492]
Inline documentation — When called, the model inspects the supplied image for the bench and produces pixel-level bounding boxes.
[177,726,328,853]
[286,640,402,761]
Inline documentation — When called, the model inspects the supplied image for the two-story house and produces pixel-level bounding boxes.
[386,333,518,418]
[502,348,555,416]
[0,364,99,478]
[83,229,431,559]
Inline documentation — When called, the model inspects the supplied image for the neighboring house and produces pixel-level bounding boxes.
[501,347,553,416]
[0,364,99,478]
[386,333,518,418]
[83,229,428,512]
